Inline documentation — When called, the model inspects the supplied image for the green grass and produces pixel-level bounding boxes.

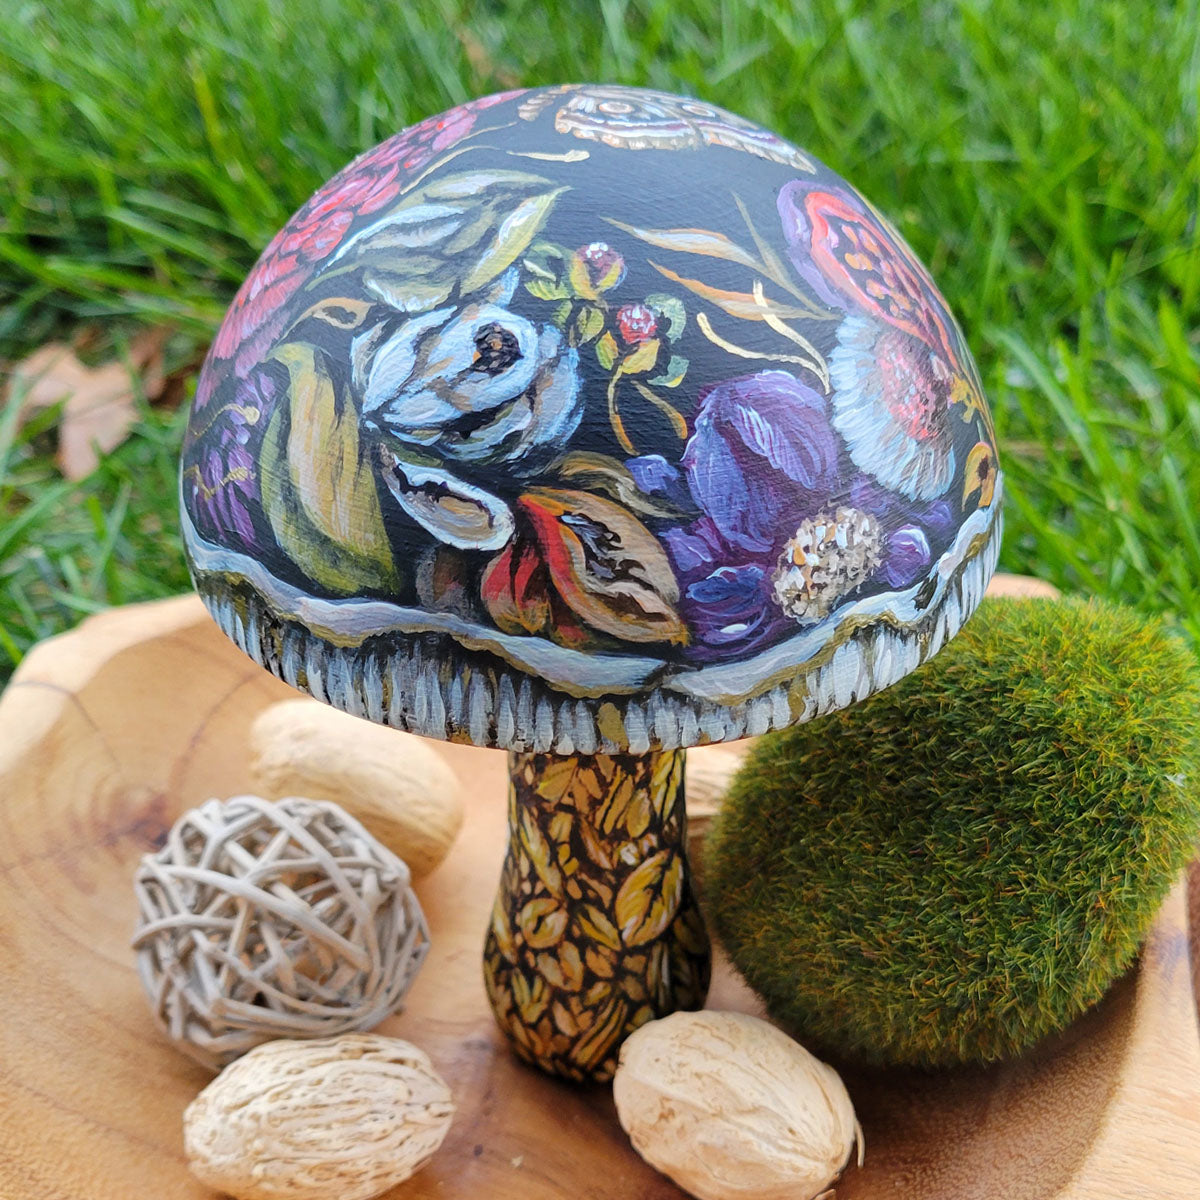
[2,0,1198,682]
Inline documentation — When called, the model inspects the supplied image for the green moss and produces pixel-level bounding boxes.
[705,597,1200,1069]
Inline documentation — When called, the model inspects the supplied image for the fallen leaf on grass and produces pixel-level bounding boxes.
[6,329,171,480]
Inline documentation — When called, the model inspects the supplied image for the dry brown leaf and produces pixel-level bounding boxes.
[56,361,138,480]
[6,328,172,480]
[7,343,89,424]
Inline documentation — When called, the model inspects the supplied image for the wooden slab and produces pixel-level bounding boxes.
[1,581,1199,1199]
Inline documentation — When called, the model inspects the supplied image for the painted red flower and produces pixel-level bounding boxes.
[615,302,658,344]
[202,90,525,396]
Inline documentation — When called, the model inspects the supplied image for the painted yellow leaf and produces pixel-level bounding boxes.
[461,185,568,294]
[614,850,683,947]
[290,295,373,332]
[619,337,660,376]
[596,771,635,836]
[490,896,515,960]
[576,818,615,872]
[570,994,627,1073]
[548,811,573,844]
[650,261,818,322]
[552,1001,580,1038]
[577,904,622,952]
[537,942,584,992]
[536,756,584,801]
[623,788,653,838]
[605,219,764,273]
[511,969,550,1025]
[518,808,563,896]
[261,342,398,595]
[631,381,689,439]
[519,897,569,949]
[585,947,614,979]
[963,440,997,507]
[650,751,684,820]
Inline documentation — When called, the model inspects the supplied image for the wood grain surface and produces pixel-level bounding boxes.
[1,576,1198,1199]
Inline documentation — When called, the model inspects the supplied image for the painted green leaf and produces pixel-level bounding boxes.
[575,304,606,343]
[645,293,687,340]
[648,353,688,388]
[595,330,619,371]
[525,277,568,301]
[321,170,566,308]
[363,271,452,313]
[460,185,568,293]
[261,342,399,595]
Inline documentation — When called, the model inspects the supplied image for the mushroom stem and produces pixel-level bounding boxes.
[483,748,711,1082]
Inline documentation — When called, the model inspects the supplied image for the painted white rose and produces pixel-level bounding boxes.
[358,271,582,551]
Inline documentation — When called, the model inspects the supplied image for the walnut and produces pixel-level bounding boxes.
[249,698,463,878]
[184,1034,454,1200]
[613,1011,862,1200]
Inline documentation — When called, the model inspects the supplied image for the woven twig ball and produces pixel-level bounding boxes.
[132,794,430,1070]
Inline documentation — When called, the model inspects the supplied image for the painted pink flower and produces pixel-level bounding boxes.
[577,241,626,291]
[202,90,526,396]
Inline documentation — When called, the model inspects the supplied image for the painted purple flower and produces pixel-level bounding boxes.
[626,454,694,511]
[880,526,931,587]
[184,365,281,551]
[657,373,962,654]
[652,371,841,655]
[681,370,838,554]
[682,563,781,649]
[848,474,956,588]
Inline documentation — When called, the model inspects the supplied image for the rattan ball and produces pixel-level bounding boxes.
[132,794,431,1070]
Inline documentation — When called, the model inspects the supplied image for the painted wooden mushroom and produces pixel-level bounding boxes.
[180,84,1002,1082]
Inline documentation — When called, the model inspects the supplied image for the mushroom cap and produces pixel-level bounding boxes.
[181,84,1001,754]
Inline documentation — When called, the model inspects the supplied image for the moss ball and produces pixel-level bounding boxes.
[705,597,1200,1069]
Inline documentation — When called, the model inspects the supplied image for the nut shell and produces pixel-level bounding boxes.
[249,698,463,878]
[184,1034,454,1200]
[613,1010,861,1200]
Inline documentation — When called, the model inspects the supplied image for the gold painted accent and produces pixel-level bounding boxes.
[187,402,262,443]
[696,310,824,377]
[182,463,253,501]
[752,279,830,390]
